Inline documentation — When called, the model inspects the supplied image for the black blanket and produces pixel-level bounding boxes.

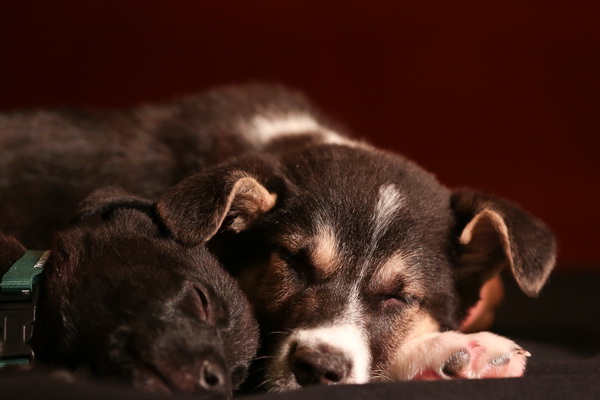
[2,271,599,399]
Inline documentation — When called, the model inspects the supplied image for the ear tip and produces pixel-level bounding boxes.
[515,251,557,297]
[520,283,543,298]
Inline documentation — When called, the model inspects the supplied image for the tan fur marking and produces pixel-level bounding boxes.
[228,176,277,232]
[371,308,436,377]
[374,252,408,287]
[404,313,441,343]
[373,252,424,297]
[238,254,300,315]
[309,224,340,280]
[264,254,300,311]
[276,233,307,254]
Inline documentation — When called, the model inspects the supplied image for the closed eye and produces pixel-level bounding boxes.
[191,283,212,323]
[275,247,314,282]
[382,293,421,308]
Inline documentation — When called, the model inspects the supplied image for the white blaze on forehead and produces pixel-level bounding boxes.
[372,184,405,240]
[243,113,353,146]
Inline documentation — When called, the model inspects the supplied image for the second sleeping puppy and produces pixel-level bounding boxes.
[0,188,258,397]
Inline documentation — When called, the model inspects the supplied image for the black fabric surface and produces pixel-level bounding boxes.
[1,271,599,399]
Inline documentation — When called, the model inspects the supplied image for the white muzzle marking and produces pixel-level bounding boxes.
[266,322,371,391]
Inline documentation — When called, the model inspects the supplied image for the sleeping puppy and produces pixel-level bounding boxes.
[0,84,339,250]
[0,188,259,397]
[0,84,555,391]
[155,120,555,390]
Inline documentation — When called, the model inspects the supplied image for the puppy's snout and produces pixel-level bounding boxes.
[289,344,351,387]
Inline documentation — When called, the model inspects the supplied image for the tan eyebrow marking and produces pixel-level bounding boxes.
[277,231,307,254]
[308,223,341,280]
[374,252,408,287]
[373,252,424,296]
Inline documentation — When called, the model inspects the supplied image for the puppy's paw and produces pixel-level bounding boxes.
[388,331,530,381]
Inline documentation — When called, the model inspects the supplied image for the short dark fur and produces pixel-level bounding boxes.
[1,188,259,397]
[0,84,331,249]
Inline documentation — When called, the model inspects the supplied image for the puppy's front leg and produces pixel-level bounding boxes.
[388,331,530,381]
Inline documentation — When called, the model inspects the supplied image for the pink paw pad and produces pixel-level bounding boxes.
[388,331,530,381]
[441,341,530,379]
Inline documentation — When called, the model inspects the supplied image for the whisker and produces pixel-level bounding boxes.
[265,330,292,337]
[253,377,273,392]
[370,368,394,382]
[253,355,276,361]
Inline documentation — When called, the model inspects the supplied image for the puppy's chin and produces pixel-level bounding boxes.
[132,364,173,395]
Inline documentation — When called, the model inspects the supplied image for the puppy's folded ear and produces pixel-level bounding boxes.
[73,187,155,222]
[0,232,27,276]
[452,190,556,299]
[157,158,280,246]
[70,187,163,237]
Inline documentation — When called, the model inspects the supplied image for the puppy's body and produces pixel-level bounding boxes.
[0,189,259,397]
[1,84,556,392]
[0,85,338,248]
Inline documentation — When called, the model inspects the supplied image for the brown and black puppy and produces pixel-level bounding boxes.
[0,188,259,397]
[156,130,555,390]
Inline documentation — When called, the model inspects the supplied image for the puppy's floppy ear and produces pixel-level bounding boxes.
[0,232,27,276]
[452,190,556,298]
[157,158,279,246]
[73,187,155,222]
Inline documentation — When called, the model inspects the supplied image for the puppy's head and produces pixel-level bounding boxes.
[158,145,555,391]
[13,188,259,397]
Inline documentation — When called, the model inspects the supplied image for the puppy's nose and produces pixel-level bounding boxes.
[169,358,230,396]
[198,359,228,393]
[290,344,351,386]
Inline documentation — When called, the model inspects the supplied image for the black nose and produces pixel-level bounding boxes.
[198,359,228,392]
[289,344,351,387]
[168,358,230,396]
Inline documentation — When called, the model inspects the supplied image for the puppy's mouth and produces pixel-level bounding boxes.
[134,362,173,395]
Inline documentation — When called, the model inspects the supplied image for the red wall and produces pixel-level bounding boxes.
[1,1,598,268]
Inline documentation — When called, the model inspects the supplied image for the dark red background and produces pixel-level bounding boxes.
[1,1,598,268]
